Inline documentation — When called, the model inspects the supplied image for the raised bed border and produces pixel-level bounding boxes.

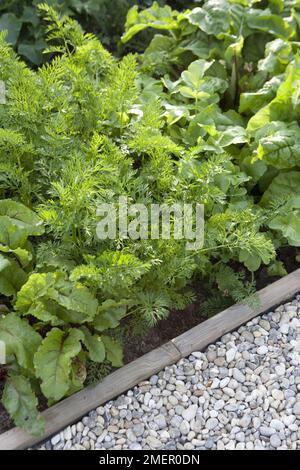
[1,268,300,450]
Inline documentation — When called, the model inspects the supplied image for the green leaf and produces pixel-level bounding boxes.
[18,40,46,66]
[121,3,178,43]
[34,328,84,402]
[258,38,293,74]
[0,256,27,297]
[248,55,300,131]
[80,326,105,363]
[260,171,300,207]
[102,335,123,367]
[254,123,300,169]
[238,233,275,271]
[15,272,98,325]
[0,313,42,372]
[216,126,248,147]
[246,8,294,39]
[267,260,287,277]
[181,59,213,87]
[0,216,28,249]
[0,13,22,45]
[2,373,44,436]
[0,200,44,237]
[93,299,127,332]
[186,3,230,36]
[239,76,281,115]
[269,213,300,246]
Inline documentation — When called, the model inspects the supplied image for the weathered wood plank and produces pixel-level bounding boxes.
[1,268,300,450]
[0,341,180,450]
[172,268,300,357]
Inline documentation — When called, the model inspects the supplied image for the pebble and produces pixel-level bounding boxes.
[226,348,237,363]
[270,433,281,448]
[293,402,300,415]
[38,296,300,451]
[206,418,218,430]
[182,404,198,422]
[257,346,268,355]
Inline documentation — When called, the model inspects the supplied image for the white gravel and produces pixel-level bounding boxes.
[39,296,300,450]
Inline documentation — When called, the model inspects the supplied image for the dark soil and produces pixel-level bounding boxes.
[0,246,299,435]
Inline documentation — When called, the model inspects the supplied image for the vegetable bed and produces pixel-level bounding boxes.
[1,0,300,438]
[1,266,300,450]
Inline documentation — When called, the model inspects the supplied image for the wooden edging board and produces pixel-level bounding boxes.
[1,267,300,450]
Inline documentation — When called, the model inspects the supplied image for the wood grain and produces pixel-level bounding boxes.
[1,268,299,450]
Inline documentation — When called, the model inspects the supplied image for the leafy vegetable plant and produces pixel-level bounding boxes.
[0,0,300,434]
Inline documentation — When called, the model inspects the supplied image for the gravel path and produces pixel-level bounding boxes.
[39,296,300,450]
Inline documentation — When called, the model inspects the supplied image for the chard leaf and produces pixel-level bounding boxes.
[0,313,42,372]
[2,373,44,436]
[186,3,231,36]
[0,216,28,249]
[254,124,300,169]
[102,335,123,367]
[246,8,294,39]
[260,171,300,207]
[269,213,300,246]
[248,55,300,131]
[258,38,293,74]
[34,328,84,402]
[239,76,281,115]
[121,3,178,43]
[80,326,105,363]
[0,256,27,297]
[93,299,127,332]
[15,272,98,325]
[0,199,44,237]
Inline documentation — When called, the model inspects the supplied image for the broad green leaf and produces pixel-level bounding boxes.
[0,253,10,271]
[0,313,42,372]
[93,299,127,332]
[247,55,300,131]
[2,373,44,436]
[267,260,287,277]
[0,216,28,249]
[269,213,300,246]
[0,13,22,45]
[258,38,293,74]
[260,171,300,206]
[216,126,248,147]
[15,272,62,324]
[34,328,84,402]
[246,8,294,38]
[15,272,98,325]
[55,283,99,321]
[121,3,179,43]
[18,40,46,66]
[142,35,177,74]
[0,200,44,236]
[0,256,27,297]
[254,124,300,169]
[186,3,231,36]
[102,335,123,367]
[181,59,213,87]
[0,242,33,268]
[239,76,281,115]
[80,326,105,363]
